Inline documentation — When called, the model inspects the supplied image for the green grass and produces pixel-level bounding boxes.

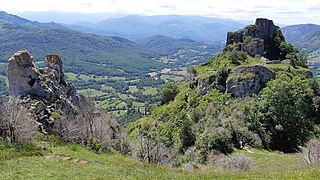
[119,94,135,100]
[133,101,145,107]
[194,64,216,77]
[1,141,320,179]
[161,75,184,82]
[79,74,92,81]
[116,102,127,109]
[142,86,158,95]
[110,110,126,116]
[65,72,78,81]
[266,63,289,72]
[100,85,115,92]
[96,99,111,108]
[78,89,105,97]
[227,72,257,81]
[129,86,138,93]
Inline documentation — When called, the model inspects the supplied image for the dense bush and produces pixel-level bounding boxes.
[227,50,248,64]
[246,73,317,152]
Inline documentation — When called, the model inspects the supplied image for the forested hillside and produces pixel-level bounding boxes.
[0,17,161,77]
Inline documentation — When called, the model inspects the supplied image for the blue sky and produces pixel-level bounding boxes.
[1,0,319,24]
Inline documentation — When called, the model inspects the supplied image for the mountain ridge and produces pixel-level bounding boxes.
[283,23,320,53]
[0,12,163,76]
[69,15,246,42]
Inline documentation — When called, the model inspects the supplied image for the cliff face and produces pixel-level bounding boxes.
[225,18,281,60]
[7,50,85,130]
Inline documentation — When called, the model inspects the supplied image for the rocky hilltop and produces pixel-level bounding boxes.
[187,18,312,98]
[224,18,282,60]
[127,18,319,163]
[7,50,85,130]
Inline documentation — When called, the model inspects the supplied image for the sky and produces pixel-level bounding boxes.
[1,0,320,24]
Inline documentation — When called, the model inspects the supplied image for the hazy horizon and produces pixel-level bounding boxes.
[1,0,320,25]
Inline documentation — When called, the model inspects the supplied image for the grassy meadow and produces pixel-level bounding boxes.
[1,140,320,179]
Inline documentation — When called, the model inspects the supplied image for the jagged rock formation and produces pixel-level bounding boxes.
[226,65,275,98]
[7,50,85,130]
[8,51,78,102]
[225,18,282,60]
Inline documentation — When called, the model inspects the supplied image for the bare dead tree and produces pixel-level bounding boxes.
[78,96,99,140]
[0,97,38,143]
[131,134,173,164]
[53,96,119,149]
[301,139,320,164]
[52,114,86,143]
[91,112,118,148]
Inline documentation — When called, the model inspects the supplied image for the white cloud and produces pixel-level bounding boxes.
[0,0,318,24]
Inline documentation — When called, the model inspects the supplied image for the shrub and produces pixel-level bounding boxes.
[87,138,102,152]
[219,154,252,171]
[301,139,320,164]
[206,149,223,164]
[196,126,233,154]
[246,74,316,152]
[216,65,230,86]
[227,50,248,64]
[160,82,179,105]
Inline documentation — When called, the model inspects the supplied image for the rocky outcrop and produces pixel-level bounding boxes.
[226,65,275,98]
[197,75,217,95]
[8,51,54,99]
[225,18,282,60]
[7,50,85,130]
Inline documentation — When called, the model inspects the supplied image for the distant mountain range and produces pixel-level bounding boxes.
[0,11,222,77]
[68,15,320,54]
[69,15,247,42]
[0,11,161,76]
[283,24,320,53]
[0,11,67,30]
[2,10,320,78]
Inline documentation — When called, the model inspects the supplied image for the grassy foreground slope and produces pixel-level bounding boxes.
[1,141,320,179]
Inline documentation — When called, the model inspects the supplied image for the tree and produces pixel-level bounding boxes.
[160,82,179,105]
[130,119,173,164]
[247,74,317,152]
[53,97,119,149]
[0,97,38,143]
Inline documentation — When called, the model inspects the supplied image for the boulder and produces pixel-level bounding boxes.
[226,65,275,98]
